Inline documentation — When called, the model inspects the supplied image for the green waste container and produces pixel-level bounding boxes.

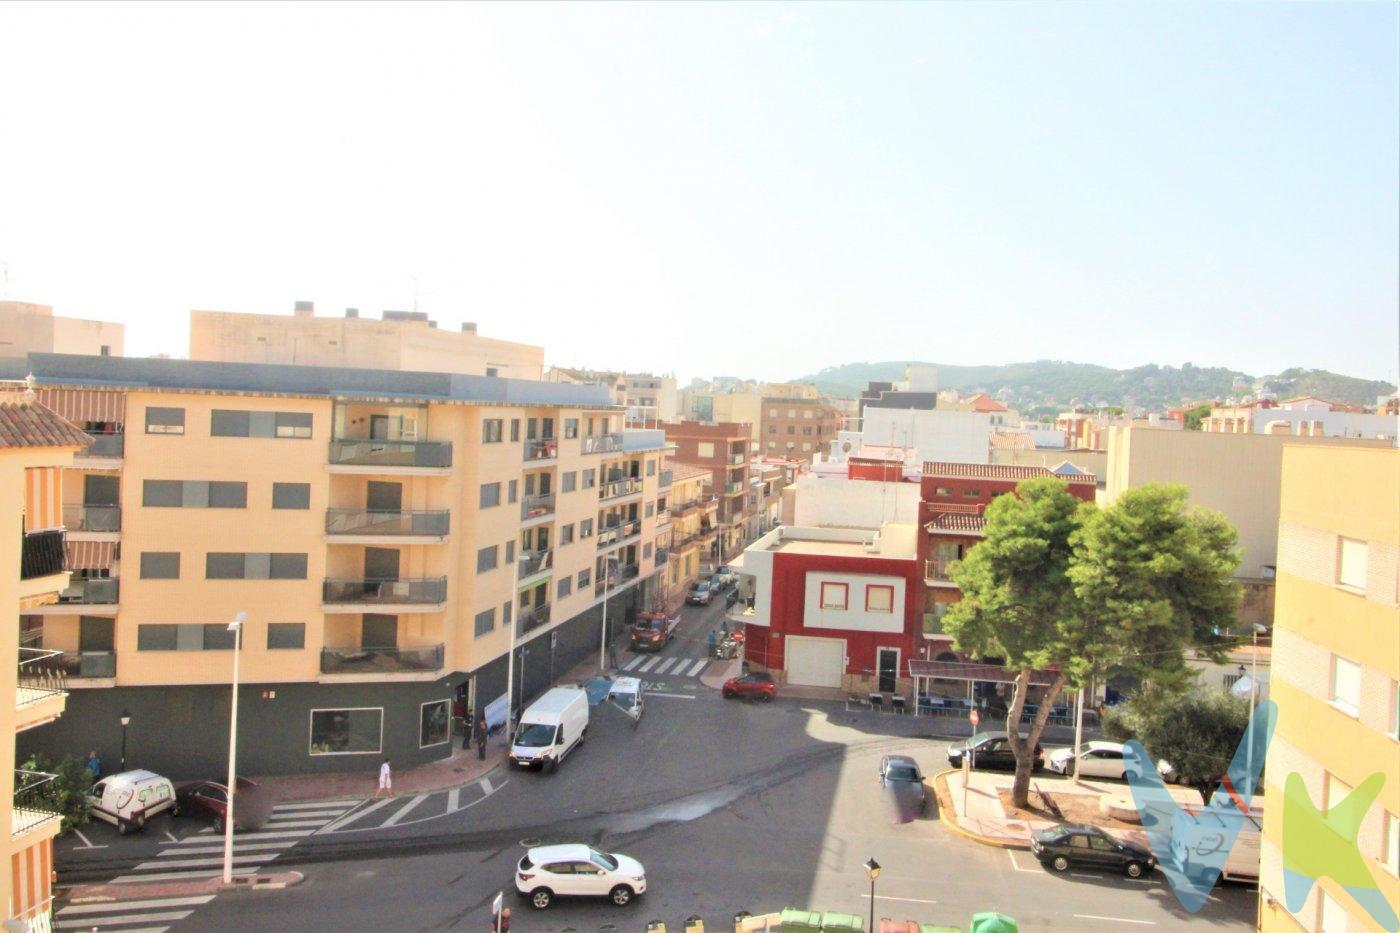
[819,912,864,931]
[968,912,1018,933]
[778,908,824,932]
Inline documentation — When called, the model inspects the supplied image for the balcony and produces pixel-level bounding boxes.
[326,509,449,542]
[596,520,641,549]
[20,530,65,581]
[582,433,623,455]
[520,493,556,523]
[655,549,669,565]
[56,651,118,680]
[16,648,67,733]
[925,558,957,586]
[518,604,551,635]
[723,482,743,495]
[328,438,453,473]
[13,770,63,842]
[599,477,643,501]
[59,577,119,606]
[518,548,553,582]
[523,437,559,462]
[75,432,124,463]
[727,454,746,466]
[63,503,121,534]
[594,562,640,596]
[658,470,674,489]
[320,643,444,675]
[322,577,448,612]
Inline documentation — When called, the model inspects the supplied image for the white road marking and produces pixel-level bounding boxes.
[479,776,493,794]
[1072,872,1104,879]
[645,692,696,700]
[160,841,296,855]
[860,894,938,905]
[685,658,709,676]
[1073,915,1155,926]
[163,831,180,843]
[623,656,644,671]
[57,896,215,915]
[174,829,314,843]
[637,656,660,673]
[113,868,256,884]
[272,800,359,811]
[56,912,192,929]
[654,657,677,674]
[447,788,460,811]
[253,819,328,828]
[266,809,346,820]
[69,828,107,849]
[1006,850,1038,873]
[381,794,427,827]
[135,853,279,869]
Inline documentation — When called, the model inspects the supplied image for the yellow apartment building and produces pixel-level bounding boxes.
[189,304,544,380]
[1,382,92,929]
[0,301,124,359]
[1258,446,1399,933]
[661,462,717,605]
[6,353,669,776]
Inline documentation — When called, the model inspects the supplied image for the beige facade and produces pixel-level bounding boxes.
[662,463,718,601]
[1259,446,1399,933]
[189,306,544,379]
[0,302,124,359]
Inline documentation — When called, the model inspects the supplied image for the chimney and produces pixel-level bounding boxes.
[293,300,314,318]
[345,308,359,318]
[461,322,477,334]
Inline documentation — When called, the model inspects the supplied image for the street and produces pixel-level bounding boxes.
[54,599,1258,931]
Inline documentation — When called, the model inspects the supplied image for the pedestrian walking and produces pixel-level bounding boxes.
[84,751,102,782]
[475,715,488,761]
[374,757,393,798]
[607,640,618,669]
[494,906,511,931]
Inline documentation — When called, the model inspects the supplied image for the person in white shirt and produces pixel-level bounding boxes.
[374,757,393,798]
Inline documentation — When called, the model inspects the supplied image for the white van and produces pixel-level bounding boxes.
[510,686,590,773]
[87,769,178,834]
[608,676,644,723]
[1169,800,1263,883]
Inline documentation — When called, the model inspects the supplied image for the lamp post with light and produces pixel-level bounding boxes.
[119,709,131,771]
[864,857,880,932]
[222,612,246,885]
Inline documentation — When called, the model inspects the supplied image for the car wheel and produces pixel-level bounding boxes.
[1125,861,1145,879]
[610,885,634,906]
[1118,771,1128,782]
[134,813,147,831]
[722,689,733,699]
[1051,855,1070,872]
[757,693,773,703]
[545,757,558,774]
[117,819,134,836]
[170,804,181,818]
[529,888,553,910]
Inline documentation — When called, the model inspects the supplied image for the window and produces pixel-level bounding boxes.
[647,460,656,476]
[206,553,246,579]
[1391,680,1400,739]
[477,545,498,573]
[560,524,574,545]
[697,441,715,458]
[482,419,503,443]
[767,440,776,449]
[558,576,572,598]
[582,469,596,489]
[786,426,795,434]
[820,582,849,610]
[645,502,654,518]
[803,427,812,435]
[578,569,590,588]
[508,479,518,503]
[202,624,237,650]
[510,419,521,442]
[270,553,308,579]
[865,585,895,613]
[1338,537,1368,591]
[1384,811,1399,877]
[562,472,577,493]
[935,486,952,496]
[480,482,501,508]
[768,425,776,434]
[564,418,579,439]
[963,487,982,498]
[275,412,313,438]
[211,410,249,436]
[1331,655,1361,716]
[145,407,185,434]
[485,367,498,378]
[272,482,311,509]
[503,601,512,628]
[420,699,451,748]
[136,623,237,651]
[310,708,382,755]
[143,480,247,508]
[505,539,516,563]
[142,480,183,507]
[643,542,652,559]
[1318,890,1347,933]
[474,608,495,637]
[209,481,247,508]
[140,552,180,579]
[580,519,594,539]
[787,409,796,418]
[206,553,307,580]
[211,410,312,438]
[136,624,178,651]
[267,623,306,650]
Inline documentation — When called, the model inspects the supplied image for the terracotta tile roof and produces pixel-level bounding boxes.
[965,393,1008,413]
[989,432,1033,450]
[925,513,987,534]
[922,460,1096,485]
[0,393,93,450]
[666,461,712,483]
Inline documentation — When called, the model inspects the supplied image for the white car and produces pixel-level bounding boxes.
[1046,741,1175,782]
[515,844,646,909]
[86,769,178,834]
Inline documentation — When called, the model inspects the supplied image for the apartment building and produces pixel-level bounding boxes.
[7,353,669,777]
[1202,396,1398,442]
[190,304,544,379]
[660,463,717,601]
[1258,446,1399,933]
[621,373,678,425]
[0,301,124,359]
[2,385,92,929]
[662,422,751,560]
[758,398,840,463]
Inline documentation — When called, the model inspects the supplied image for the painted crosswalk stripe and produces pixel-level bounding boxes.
[174,829,315,843]
[653,657,676,674]
[447,788,460,811]
[266,809,346,820]
[381,794,427,827]
[57,896,215,915]
[637,656,660,672]
[56,911,193,929]
[135,853,280,870]
[160,841,296,855]
[272,799,358,811]
[316,795,394,833]
[253,819,327,828]
[113,867,257,884]
[623,655,645,671]
[686,658,709,676]
[479,776,493,794]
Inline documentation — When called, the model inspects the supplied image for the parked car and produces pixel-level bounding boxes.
[87,769,178,835]
[946,731,1043,772]
[1031,823,1156,878]
[686,580,713,605]
[175,778,273,833]
[714,565,738,587]
[878,754,926,823]
[515,843,646,909]
[509,686,590,772]
[722,671,776,702]
[1046,741,1176,782]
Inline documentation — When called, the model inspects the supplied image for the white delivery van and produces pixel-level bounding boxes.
[510,686,590,773]
[1169,800,1263,883]
[608,676,644,723]
[87,769,178,834]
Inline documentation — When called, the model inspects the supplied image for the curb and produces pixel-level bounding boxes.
[931,769,1030,851]
[67,871,305,904]
[263,757,506,808]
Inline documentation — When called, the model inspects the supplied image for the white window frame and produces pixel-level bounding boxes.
[309,707,384,756]
[1318,889,1348,933]
[1329,654,1361,718]
[419,699,452,749]
[1337,537,1368,592]
[1384,811,1399,877]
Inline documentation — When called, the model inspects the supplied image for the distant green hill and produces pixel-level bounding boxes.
[802,361,1394,411]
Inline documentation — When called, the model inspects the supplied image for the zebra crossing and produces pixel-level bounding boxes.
[619,653,711,678]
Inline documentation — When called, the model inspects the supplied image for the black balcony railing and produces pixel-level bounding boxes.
[519,549,553,578]
[326,509,450,537]
[56,651,117,679]
[58,577,119,605]
[17,648,67,704]
[322,577,448,605]
[521,493,556,520]
[329,438,453,469]
[62,504,121,533]
[518,604,551,635]
[20,530,65,580]
[13,769,62,837]
[523,438,559,461]
[77,433,124,459]
[320,643,444,674]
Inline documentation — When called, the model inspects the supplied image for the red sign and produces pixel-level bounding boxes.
[968,709,980,727]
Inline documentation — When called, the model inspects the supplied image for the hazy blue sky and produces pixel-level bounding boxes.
[1,2,1395,384]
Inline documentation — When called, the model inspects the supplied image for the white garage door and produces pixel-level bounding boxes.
[786,635,845,688]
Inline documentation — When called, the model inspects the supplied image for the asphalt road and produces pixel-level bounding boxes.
[55,597,1259,931]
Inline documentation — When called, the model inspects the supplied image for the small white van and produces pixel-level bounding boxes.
[510,686,590,773]
[608,676,644,723]
[87,769,178,834]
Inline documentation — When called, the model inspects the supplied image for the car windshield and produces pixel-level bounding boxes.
[589,850,618,871]
[967,732,992,746]
[887,765,920,782]
[515,723,558,748]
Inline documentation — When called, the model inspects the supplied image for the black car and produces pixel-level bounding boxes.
[878,755,926,824]
[1031,824,1156,878]
[946,731,1043,772]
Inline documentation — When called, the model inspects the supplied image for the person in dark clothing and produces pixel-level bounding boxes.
[476,716,488,761]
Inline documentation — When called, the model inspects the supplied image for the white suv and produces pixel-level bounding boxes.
[515,844,647,909]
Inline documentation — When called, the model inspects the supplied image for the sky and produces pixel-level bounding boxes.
[1,2,1396,385]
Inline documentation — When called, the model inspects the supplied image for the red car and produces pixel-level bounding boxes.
[722,671,776,702]
[175,778,272,833]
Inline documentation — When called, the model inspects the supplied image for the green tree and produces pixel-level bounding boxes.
[19,752,92,834]
[1183,403,1212,430]
[1102,684,1251,799]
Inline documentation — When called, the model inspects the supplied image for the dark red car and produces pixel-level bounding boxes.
[175,778,273,833]
[722,671,776,702]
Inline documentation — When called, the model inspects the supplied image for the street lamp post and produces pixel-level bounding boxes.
[222,612,247,886]
[119,709,131,771]
[863,858,880,932]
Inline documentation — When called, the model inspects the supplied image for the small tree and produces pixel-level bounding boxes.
[1103,685,1251,799]
[20,752,92,834]
[1183,403,1212,431]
